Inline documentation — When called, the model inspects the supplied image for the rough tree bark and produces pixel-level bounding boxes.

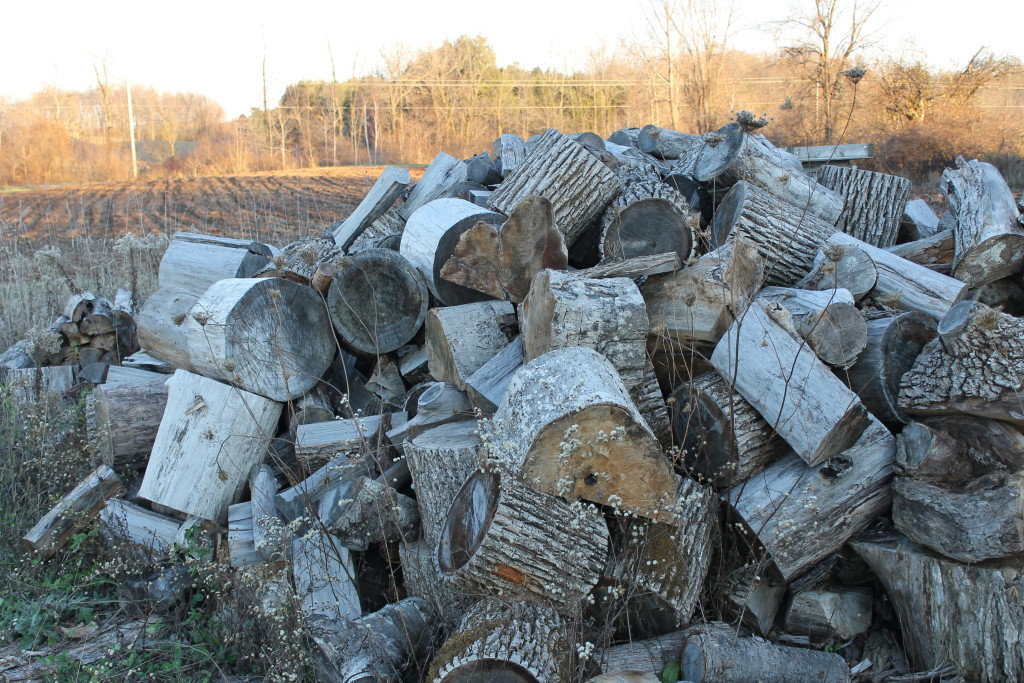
[816,165,911,247]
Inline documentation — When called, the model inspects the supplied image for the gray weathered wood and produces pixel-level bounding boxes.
[784,587,873,640]
[424,300,515,390]
[249,463,287,562]
[386,382,474,445]
[99,498,183,557]
[186,277,336,402]
[901,198,941,241]
[797,240,877,302]
[276,456,375,522]
[333,166,411,250]
[400,152,468,219]
[157,231,272,298]
[138,370,282,522]
[227,501,263,567]
[23,465,124,559]
[724,566,787,636]
[136,286,198,372]
[319,475,418,550]
[816,165,911,247]
[84,370,167,468]
[885,228,954,274]
[578,252,680,280]
[398,539,474,631]
[599,177,697,264]
[597,631,687,677]
[464,336,522,414]
[637,125,697,160]
[756,287,866,368]
[292,531,362,633]
[295,415,397,468]
[493,133,527,177]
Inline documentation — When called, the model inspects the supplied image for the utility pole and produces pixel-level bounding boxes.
[126,81,138,179]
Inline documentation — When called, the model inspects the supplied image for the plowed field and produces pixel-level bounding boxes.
[0,167,420,247]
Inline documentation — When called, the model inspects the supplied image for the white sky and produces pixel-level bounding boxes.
[2,0,1020,118]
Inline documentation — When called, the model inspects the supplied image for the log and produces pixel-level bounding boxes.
[900,198,941,242]
[288,383,337,439]
[386,382,474,445]
[671,372,789,487]
[488,128,622,246]
[914,415,1024,477]
[121,351,174,375]
[898,301,1024,425]
[492,133,527,177]
[398,539,474,631]
[852,532,1024,682]
[968,275,1024,316]
[398,345,431,385]
[295,415,399,468]
[22,465,124,559]
[822,231,968,320]
[681,623,851,683]
[725,416,895,581]
[99,498,183,557]
[186,277,335,402]
[464,336,523,414]
[333,166,411,250]
[255,237,338,284]
[895,421,974,485]
[521,269,648,389]
[276,456,376,522]
[712,181,837,286]
[320,475,418,550]
[84,370,169,468]
[439,195,568,303]
[815,165,911,247]
[137,370,282,522]
[783,586,873,640]
[599,177,697,264]
[438,470,609,612]
[406,420,483,547]
[756,287,866,368]
[400,152,468,219]
[597,631,687,677]
[428,599,571,682]
[940,156,1024,286]
[724,566,787,636]
[711,301,870,467]
[292,531,362,633]
[227,501,263,567]
[157,231,272,297]
[841,312,936,429]
[400,198,505,305]
[424,300,516,390]
[608,127,642,148]
[637,125,698,160]
[64,291,98,322]
[489,347,679,523]
[312,597,437,683]
[797,241,877,302]
[629,361,672,450]
[692,124,845,224]
[577,252,680,280]
[643,238,764,349]
[136,286,198,372]
[249,463,287,562]
[2,366,76,404]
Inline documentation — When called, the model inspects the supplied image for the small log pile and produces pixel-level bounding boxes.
[10,122,1024,683]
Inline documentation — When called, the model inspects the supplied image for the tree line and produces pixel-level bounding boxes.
[1,0,1021,188]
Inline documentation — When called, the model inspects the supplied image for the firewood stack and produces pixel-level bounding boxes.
[13,120,1024,683]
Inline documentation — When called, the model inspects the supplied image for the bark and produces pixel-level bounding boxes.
[725,417,895,582]
[852,532,1024,682]
[756,287,866,368]
[22,465,124,559]
[488,129,622,246]
[398,539,474,632]
[137,370,282,522]
[255,237,338,285]
[157,231,272,298]
[84,370,168,468]
[637,125,698,160]
[578,253,680,280]
[327,248,429,356]
[322,475,419,550]
[940,156,1024,286]
[816,165,911,247]
[712,301,870,467]
[186,278,336,402]
[425,300,516,390]
[493,133,527,178]
[629,361,672,450]
[333,166,411,250]
[599,177,697,264]
[841,312,936,429]
[490,346,678,523]
[428,598,571,683]
[712,181,836,286]
[438,471,609,613]
[521,269,648,389]
[597,631,686,676]
[292,530,362,636]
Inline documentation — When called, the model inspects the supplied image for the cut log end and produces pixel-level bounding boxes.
[438,471,499,575]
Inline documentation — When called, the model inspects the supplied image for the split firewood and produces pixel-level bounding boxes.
[64,291,98,322]
[816,165,911,247]
[186,277,336,402]
[405,420,483,547]
[255,237,338,285]
[438,470,609,613]
[852,531,1024,682]
[311,596,437,683]
[428,599,571,682]
[464,336,523,414]
[292,531,362,635]
[885,228,954,275]
[385,382,474,444]
[692,123,845,223]
[636,124,697,160]
[597,631,687,677]
[276,456,375,522]
[521,269,648,389]
[366,356,407,410]
[400,152,468,219]
[397,345,431,385]
[822,231,967,320]
[784,586,873,640]
[465,152,503,186]
[99,498,183,557]
[940,156,1024,286]
[798,240,878,302]
[439,195,567,302]
[712,301,870,467]
[671,372,789,487]
[137,370,282,522]
[712,181,837,286]
[488,128,622,246]
[723,566,787,636]
[493,133,527,177]
[85,370,169,468]
[287,383,337,439]
[400,197,505,305]
[22,465,124,559]
[599,175,697,264]
[136,286,199,372]
[424,300,516,390]
[608,127,642,148]
[332,166,411,250]
[756,286,866,368]
[898,301,1024,425]
[318,475,418,550]
[842,312,937,429]
[327,248,429,356]
[157,231,272,298]
[577,252,680,280]
[725,416,895,582]
[900,198,941,242]
[248,463,287,562]
[680,622,851,683]
[643,237,764,348]
[489,347,679,523]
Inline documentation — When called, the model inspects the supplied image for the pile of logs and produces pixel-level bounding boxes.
[12,120,1024,682]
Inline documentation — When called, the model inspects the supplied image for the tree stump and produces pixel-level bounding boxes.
[186,277,335,402]
[816,165,911,247]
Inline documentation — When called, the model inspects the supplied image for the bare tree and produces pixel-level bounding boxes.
[676,0,736,132]
[778,0,879,143]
